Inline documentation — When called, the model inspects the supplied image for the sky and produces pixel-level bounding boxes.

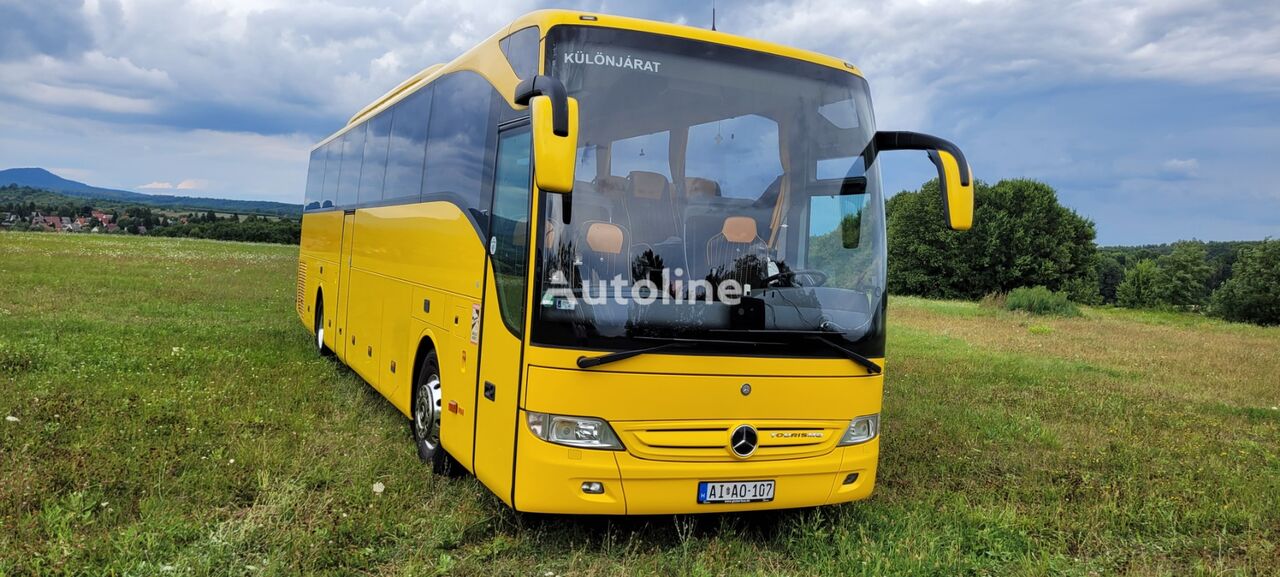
[0,0,1277,245]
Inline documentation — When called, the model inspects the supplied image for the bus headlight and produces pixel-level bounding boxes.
[526,411,624,450]
[838,414,879,446]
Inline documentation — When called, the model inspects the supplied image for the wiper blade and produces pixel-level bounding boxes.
[577,342,684,369]
[809,336,882,374]
[576,336,783,369]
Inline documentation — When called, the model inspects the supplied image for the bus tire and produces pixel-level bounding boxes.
[314,294,332,357]
[412,351,456,475]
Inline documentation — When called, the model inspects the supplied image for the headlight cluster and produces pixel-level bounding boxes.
[837,414,879,446]
[526,411,624,450]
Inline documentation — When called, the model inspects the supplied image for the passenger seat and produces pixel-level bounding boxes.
[625,171,679,247]
[705,215,769,286]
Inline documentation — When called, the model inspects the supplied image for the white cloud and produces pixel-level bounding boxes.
[733,0,1280,128]
[138,181,174,189]
[1161,158,1199,176]
[0,100,312,203]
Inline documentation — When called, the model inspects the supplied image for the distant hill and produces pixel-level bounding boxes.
[0,168,300,217]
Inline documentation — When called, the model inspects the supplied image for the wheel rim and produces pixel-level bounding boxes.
[414,373,442,450]
[316,307,325,351]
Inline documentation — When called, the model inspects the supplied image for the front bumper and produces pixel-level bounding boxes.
[512,415,879,515]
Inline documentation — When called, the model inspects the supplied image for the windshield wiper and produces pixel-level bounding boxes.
[576,336,787,369]
[710,329,882,374]
[808,336,882,374]
[576,342,684,369]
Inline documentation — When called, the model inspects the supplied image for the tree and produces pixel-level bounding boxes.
[1209,239,1280,326]
[1156,241,1212,308]
[1097,253,1125,303]
[886,178,1098,300]
[1116,259,1165,308]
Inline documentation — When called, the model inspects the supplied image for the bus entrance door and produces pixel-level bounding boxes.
[473,125,533,505]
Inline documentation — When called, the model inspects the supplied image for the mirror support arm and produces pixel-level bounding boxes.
[872,131,971,186]
[514,75,569,137]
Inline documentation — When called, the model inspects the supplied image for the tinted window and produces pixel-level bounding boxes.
[359,112,392,203]
[424,72,493,210]
[686,114,782,199]
[384,87,432,202]
[490,126,533,335]
[321,140,340,207]
[304,147,325,210]
[337,123,366,207]
[611,130,669,178]
[575,146,597,183]
[502,26,540,80]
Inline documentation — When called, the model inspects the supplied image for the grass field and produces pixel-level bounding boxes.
[1,232,1277,576]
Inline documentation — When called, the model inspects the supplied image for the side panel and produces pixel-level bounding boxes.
[378,277,412,414]
[348,202,485,300]
[345,267,383,389]
[298,210,344,344]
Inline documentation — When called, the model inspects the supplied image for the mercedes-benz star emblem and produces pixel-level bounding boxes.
[740,383,751,396]
[729,424,758,458]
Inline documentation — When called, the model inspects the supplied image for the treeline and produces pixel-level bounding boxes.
[888,179,1279,326]
[1,185,300,245]
[150,212,301,244]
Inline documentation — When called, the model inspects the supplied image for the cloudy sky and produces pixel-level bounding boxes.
[1,0,1277,244]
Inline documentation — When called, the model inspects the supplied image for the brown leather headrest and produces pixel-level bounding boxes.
[586,222,624,254]
[685,177,721,200]
[629,171,668,200]
[721,216,757,243]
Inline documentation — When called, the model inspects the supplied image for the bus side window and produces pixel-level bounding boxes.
[383,87,432,203]
[321,138,340,209]
[337,122,367,208]
[304,147,325,211]
[359,112,393,204]
[500,26,540,80]
[424,72,493,212]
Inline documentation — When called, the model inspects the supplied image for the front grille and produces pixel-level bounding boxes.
[296,260,307,317]
[615,420,846,462]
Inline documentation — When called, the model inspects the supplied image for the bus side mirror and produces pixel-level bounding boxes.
[875,131,974,231]
[515,75,579,194]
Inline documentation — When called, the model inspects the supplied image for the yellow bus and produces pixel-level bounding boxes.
[296,10,973,514]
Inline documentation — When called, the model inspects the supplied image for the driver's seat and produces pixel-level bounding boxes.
[705,216,769,287]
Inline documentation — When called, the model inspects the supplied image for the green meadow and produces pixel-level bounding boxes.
[1,232,1277,576]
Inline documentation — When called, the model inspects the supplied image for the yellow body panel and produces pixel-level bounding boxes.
[297,9,902,515]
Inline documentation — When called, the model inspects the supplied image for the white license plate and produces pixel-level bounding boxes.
[697,480,775,504]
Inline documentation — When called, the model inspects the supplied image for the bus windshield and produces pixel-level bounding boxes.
[532,26,886,358]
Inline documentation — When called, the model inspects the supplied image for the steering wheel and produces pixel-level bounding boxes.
[762,269,829,287]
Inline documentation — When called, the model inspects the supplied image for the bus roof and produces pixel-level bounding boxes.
[321,9,864,149]
[509,10,862,78]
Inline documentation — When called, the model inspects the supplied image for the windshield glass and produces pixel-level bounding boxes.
[533,26,886,358]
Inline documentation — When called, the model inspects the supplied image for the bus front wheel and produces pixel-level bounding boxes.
[412,351,457,476]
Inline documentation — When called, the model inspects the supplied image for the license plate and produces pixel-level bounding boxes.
[697,480,775,504]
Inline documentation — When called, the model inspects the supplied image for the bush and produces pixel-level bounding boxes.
[1209,239,1280,326]
[1116,259,1166,309]
[1004,286,1081,317]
